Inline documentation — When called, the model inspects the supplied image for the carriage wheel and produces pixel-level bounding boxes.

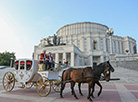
[36,77,51,97]
[3,72,15,92]
[52,80,61,92]
[25,82,34,89]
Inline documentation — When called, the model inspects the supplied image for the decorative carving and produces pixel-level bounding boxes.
[45,34,66,47]
[42,73,47,76]
[47,38,53,46]
[19,71,24,79]
[53,34,57,46]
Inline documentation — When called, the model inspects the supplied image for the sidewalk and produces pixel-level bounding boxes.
[0,67,138,102]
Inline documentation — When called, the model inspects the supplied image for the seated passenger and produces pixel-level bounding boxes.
[47,52,55,69]
[39,50,50,70]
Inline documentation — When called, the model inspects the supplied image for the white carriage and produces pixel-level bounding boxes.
[3,59,62,96]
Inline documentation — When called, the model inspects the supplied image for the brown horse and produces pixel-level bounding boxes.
[60,61,114,102]
[78,61,114,98]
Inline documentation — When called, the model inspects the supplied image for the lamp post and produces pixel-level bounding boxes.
[106,28,114,54]
[10,57,13,68]
[125,48,129,54]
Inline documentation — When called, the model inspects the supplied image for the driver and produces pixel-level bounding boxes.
[47,52,55,69]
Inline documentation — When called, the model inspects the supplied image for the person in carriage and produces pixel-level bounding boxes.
[47,52,55,69]
[39,50,55,70]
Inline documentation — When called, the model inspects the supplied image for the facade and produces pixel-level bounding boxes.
[34,22,137,66]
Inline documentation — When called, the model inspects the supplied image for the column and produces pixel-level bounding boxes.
[80,37,84,51]
[63,52,66,64]
[87,36,92,51]
[120,42,122,54]
[55,53,59,64]
[97,38,101,50]
[103,38,107,52]
[89,55,93,67]
[37,54,39,60]
[76,54,79,66]
[100,55,104,63]
[109,36,113,54]
[71,52,75,66]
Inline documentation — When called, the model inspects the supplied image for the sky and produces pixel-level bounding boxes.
[0,0,138,59]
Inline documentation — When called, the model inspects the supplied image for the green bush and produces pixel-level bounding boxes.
[0,52,16,67]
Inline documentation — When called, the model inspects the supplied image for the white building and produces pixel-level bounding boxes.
[34,22,137,66]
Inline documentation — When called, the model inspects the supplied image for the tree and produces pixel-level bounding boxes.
[0,51,16,67]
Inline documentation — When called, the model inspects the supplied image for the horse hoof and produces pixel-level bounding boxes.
[60,95,63,98]
[89,98,93,102]
[80,94,83,96]
[98,92,101,97]
[92,96,95,98]
[91,95,95,98]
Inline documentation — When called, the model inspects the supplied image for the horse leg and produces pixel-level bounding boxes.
[91,82,95,98]
[60,82,66,98]
[70,82,73,95]
[71,82,78,99]
[78,83,83,96]
[87,82,93,102]
[96,81,102,97]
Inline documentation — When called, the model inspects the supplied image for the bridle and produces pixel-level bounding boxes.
[103,63,110,79]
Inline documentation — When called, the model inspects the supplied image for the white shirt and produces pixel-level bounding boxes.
[49,55,52,62]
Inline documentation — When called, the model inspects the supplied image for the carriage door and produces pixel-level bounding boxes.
[18,60,26,83]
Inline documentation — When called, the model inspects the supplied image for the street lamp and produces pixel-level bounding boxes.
[106,28,114,54]
[125,48,129,54]
[10,57,13,68]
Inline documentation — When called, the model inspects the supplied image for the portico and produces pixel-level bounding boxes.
[34,45,84,66]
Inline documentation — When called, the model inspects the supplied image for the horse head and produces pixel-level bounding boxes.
[101,61,115,82]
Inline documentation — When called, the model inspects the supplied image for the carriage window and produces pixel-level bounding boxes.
[20,61,25,70]
[15,61,19,70]
[26,60,32,70]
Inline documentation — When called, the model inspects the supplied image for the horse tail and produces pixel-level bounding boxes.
[61,70,66,87]
[62,70,66,82]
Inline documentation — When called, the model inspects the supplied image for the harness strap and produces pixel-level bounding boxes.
[61,75,100,84]
[82,69,84,83]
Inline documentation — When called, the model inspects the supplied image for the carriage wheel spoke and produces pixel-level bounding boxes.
[3,72,15,92]
[36,77,51,96]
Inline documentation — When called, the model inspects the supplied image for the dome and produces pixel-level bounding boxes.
[56,22,109,36]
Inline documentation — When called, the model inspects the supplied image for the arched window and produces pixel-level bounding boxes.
[133,45,137,54]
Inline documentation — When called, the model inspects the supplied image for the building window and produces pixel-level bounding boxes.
[106,39,108,52]
[113,41,116,53]
[101,39,103,50]
[84,38,87,51]
[93,40,97,50]
[118,41,120,53]
[133,45,137,54]
[121,42,124,53]
[106,39,111,52]
[129,42,131,53]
